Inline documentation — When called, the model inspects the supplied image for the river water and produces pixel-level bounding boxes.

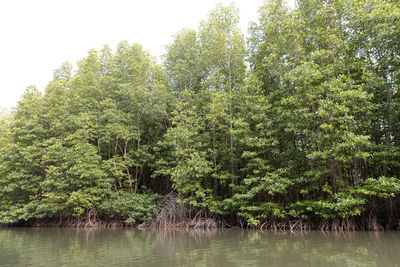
[0,228,399,266]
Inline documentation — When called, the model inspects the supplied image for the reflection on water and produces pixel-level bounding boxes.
[0,227,399,266]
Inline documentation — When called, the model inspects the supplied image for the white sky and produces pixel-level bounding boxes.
[0,0,289,110]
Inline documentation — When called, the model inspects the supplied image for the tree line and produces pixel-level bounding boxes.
[1,0,400,230]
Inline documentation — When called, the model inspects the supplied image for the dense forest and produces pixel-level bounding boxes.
[1,0,400,230]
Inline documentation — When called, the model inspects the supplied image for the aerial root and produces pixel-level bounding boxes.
[318,218,358,231]
[139,192,223,229]
[259,219,310,231]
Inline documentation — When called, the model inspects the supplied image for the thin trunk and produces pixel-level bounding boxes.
[354,159,360,185]
[213,125,218,194]
[383,80,393,176]
[230,106,234,182]
[113,137,121,188]
[97,137,101,156]
[123,138,132,192]
[228,58,235,186]
[108,138,111,159]
[336,163,343,182]
[331,158,337,193]
[135,115,141,193]
[135,165,139,193]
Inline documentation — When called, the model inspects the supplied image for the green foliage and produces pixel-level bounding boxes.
[0,41,171,224]
[98,191,160,224]
[359,177,400,199]
[1,1,400,228]
[160,4,247,213]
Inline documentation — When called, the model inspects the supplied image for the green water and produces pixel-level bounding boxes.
[0,228,399,266]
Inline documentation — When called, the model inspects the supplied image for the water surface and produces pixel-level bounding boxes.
[0,228,399,266]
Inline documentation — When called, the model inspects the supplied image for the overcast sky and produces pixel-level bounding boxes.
[0,0,290,110]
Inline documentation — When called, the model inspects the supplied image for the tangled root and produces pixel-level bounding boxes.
[140,192,222,229]
[318,218,358,231]
[31,208,124,228]
[259,219,310,231]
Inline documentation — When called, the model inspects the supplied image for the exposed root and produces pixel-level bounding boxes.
[140,192,223,229]
[366,216,384,231]
[141,192,186,228]
[6,196,398,232]
[31,217,122,228]
[30,208,125,228]
[258,219,310,232]
[318,218,358,231]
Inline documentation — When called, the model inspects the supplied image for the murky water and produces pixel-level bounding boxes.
[0,228,399,266]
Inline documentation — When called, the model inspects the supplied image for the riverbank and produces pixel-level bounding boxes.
[3,193,399,231]
[6,219,398,231]
[4,200,399,231]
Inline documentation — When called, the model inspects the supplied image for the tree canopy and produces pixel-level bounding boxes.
[1,0,400,230]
